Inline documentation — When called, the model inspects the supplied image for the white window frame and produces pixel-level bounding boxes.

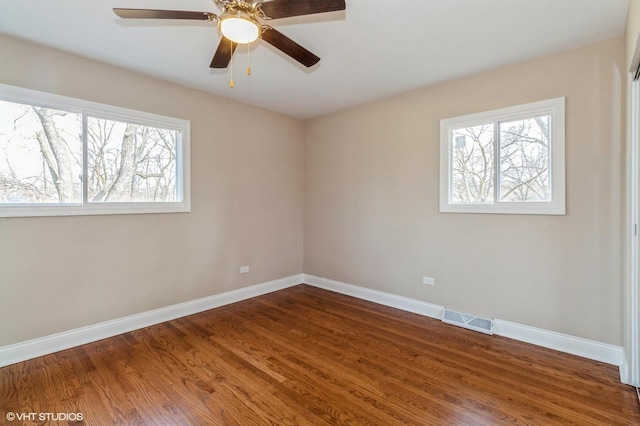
[439,97,565,215]
[0,83,191,218]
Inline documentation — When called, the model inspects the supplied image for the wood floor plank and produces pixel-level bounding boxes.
[293,286,638,424]
[1,284,638,425]
[223,299,486,424]
[242,291,564,424]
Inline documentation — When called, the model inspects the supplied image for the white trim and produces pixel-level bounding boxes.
[493,319,624,368]
[0,83,191,217]
[303,275,624,373]
[628,79,640,386]
[1,273,626,380]
[620,357,630,385]
[303,274,445,319]
[0,274,302,368]
[439,97,565,215]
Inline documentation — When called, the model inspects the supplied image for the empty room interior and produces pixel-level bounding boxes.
[3,0,640,424]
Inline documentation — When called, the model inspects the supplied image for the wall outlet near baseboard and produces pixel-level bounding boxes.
[423,276,435,286]
[240,266,250,274]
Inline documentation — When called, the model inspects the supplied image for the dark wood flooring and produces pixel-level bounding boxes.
[1,284,639,425]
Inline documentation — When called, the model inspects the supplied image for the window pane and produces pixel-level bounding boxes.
[87,117,178,202]
[450,124,494,204]
[0,100,82,203]
[498,115,551,202]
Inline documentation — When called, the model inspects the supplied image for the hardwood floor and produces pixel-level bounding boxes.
[1,284,639,425]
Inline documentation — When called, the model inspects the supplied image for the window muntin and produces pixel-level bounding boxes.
[440,98,565,215]
[0,84,190,217]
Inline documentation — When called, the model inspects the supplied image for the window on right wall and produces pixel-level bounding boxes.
[439,97,565,215]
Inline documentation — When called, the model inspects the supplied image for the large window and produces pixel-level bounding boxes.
[439,98,565,215]
[0,84,190,217]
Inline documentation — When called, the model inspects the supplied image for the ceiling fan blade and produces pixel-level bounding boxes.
[258,0,345,19]
[210,37,238,68]
[113,8,217,21]
[261,27,320,68]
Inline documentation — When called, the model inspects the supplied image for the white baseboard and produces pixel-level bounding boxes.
[0,274,302,368]
[303,274,445,319]
[1,272,627,382]
[303,274,625,374]
[493,319,625,368]
[620,358,630,385]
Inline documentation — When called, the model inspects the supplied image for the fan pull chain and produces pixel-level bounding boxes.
[229,39,235,88]
[247,42,251,76]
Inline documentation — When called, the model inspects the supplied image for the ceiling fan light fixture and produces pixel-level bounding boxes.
[219,11,261,44]
[113,0,348,70]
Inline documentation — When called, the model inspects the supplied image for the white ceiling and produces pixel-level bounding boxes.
[0,0,629,119]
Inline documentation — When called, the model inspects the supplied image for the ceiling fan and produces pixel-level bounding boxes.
[113,0,346,70]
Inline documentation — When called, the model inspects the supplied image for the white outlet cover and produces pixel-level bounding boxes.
[423,276,435,285]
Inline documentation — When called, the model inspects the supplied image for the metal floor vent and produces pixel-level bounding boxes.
[442,309,494,335]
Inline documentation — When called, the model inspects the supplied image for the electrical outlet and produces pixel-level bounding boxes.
[423,276,435,286]
[240,266,250,274]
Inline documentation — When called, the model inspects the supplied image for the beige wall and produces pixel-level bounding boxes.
[0,33,627,349]
[628,0,640,69]
[304,38,625,345]
[0,34,304,346]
